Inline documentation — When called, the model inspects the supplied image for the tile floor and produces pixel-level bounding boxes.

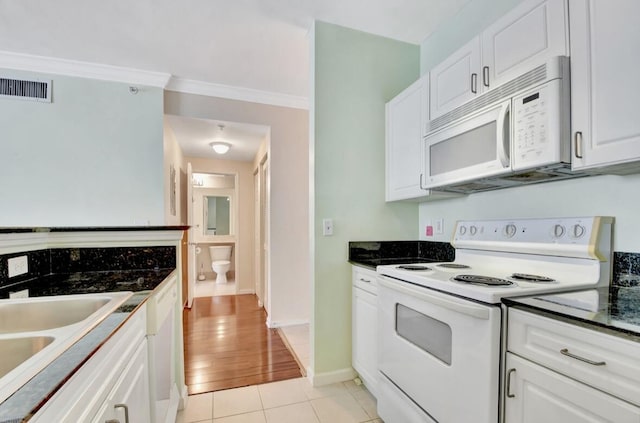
[278,324,310,372]
[195,279,236,297]
[175,377,383,423]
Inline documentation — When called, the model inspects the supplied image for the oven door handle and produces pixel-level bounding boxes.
[378,276,491,320]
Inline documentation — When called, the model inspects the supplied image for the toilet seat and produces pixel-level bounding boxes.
[212,260,230,266]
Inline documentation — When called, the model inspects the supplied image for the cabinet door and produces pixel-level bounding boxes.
[429,36,481,119]
[570,0,640,171]
[504,353,640,423]
[352,286,378,396]
[386,77,426,201]
[93,340,151,423]
[482,0,568,90]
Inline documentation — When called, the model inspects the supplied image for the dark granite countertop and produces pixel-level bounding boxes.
[503,286,640,340]
[0,268,174,422]
[348,240,455,270]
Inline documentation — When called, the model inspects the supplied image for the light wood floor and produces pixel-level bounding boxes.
[183,294,303,395]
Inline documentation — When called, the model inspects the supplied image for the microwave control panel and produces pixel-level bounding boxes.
[512,79,565,170]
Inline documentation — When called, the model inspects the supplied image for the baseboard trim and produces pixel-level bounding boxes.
[307,367,356,387]
[237,288,255,295]
[268,319,309,329]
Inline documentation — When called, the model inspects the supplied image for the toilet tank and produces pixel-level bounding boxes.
[209,246,232,261]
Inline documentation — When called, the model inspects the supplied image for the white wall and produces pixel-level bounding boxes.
[0,69,165,226]
[163,119,185,225]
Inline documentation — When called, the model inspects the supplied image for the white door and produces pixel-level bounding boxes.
[261,158,269,316]
[385,76,427,201]
[570,0,640,171]
[504,353,640,423]
[186,163,195,308]
[482,0,568,90]
[429,36,481,119]
[254,168,263,307]
[377,275,500,423]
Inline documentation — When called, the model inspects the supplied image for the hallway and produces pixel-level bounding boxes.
[183,294,303,394]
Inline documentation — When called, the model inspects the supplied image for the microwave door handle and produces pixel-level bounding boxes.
[496,102,511,167]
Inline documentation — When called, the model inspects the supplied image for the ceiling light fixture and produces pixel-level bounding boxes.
[210,124,231,154]
[211,142,231,154]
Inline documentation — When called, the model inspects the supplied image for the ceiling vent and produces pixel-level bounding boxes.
[0,77,51,102]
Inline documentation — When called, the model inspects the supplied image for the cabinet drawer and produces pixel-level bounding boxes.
[508,308,640,407]
[352,266,378,295]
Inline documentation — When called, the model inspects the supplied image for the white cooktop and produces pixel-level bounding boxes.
[377,217,614,304]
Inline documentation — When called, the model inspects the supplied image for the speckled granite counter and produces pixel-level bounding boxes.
[503,286,640,340]
[0,268,175,422]
[348,240,455,270]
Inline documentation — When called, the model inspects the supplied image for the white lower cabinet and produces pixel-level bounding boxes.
[352,266,378,397]
[505,308,640,422]
[31,305,149,423]
[92,339,150,423]
[505,353,640,423]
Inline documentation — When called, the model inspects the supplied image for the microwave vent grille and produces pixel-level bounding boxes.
[427,63,547,133]
[0,77,51,102]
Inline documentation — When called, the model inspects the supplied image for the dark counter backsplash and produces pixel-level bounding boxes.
[349,241,640,289]
[0,246,176,292]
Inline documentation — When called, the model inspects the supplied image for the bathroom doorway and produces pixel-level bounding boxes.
[187,168,239,299]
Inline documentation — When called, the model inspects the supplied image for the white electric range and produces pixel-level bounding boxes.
[376,216,614,423]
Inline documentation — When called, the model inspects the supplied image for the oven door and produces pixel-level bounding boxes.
[377,275,501,423]
[423,99,512,190]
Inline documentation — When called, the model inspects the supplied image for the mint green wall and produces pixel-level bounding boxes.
[0,70,165,226]
[420,0,525,73]
[313,22,419,375]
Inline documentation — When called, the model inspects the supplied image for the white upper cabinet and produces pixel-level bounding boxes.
[429,0,568,121]
[386,76,459,202]
[482,0,568,89]
[429,37,481,119]
[569,0,640,171]
[386,76,427,201]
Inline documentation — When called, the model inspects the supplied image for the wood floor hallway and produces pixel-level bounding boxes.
[183,294,303,395]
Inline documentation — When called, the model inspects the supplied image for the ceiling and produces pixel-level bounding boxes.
[0,0,471,160]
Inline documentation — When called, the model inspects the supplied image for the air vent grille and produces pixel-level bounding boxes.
[427,63,547,132]
[0,77,51,102]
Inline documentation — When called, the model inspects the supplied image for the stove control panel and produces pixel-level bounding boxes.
[452,217,613,259]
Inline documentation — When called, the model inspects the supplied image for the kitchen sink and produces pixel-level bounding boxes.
[0,336,54,379]
[0,291,133,404]
[0,297,112,333]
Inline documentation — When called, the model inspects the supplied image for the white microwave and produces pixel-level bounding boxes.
[422,56,579,193]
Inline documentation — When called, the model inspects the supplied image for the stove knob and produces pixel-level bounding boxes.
[470,225,477,236]
[459,225,467,235]
[571,224,586,238]
[503,224,517,238]
[552,224,565,238]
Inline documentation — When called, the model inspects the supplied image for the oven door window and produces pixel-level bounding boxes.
[396,304,452,365]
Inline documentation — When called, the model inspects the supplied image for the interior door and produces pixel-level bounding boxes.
[261,158,269,316]
[186,162,195,308]
[254,168,263,307]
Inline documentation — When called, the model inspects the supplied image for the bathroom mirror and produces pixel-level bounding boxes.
[204,195,231,236]
[192,172,236,242]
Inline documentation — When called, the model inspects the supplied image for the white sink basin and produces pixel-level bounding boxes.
[0,292,133,403]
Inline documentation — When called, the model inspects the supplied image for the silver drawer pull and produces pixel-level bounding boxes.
[506,368,516,398]
[114,404,130,423]
[560,348,606,366]
[359,278,372,283]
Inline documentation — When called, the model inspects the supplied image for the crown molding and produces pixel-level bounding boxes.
[166,77,309,110]
[0,50,171,88]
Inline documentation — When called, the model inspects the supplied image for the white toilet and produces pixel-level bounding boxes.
[208,245,232,284]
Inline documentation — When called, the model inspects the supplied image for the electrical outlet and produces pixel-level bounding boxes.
[9,289,29,299]
[8,255,28,278]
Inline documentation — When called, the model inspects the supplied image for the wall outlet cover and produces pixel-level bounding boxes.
[426,226,434,237]
[8,255,28,278]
